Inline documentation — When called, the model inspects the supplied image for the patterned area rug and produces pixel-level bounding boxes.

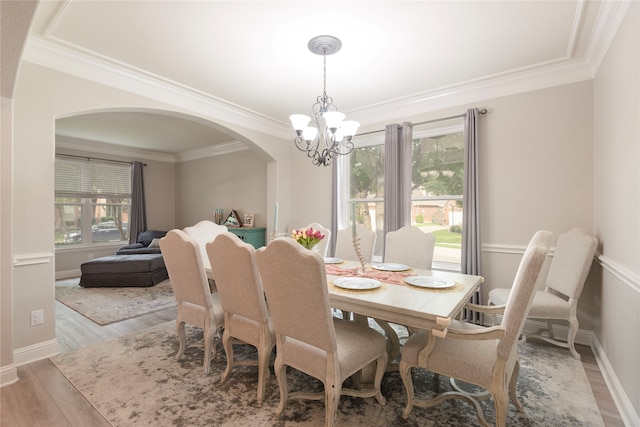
[52,321,604,426]
[55,278,176,325]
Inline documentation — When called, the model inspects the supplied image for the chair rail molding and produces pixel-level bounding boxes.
[13,252,53,267]
[597,254,640,293]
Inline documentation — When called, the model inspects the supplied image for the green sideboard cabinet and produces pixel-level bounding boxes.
[227,227,266,248]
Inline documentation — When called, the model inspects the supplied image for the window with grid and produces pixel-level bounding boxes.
[344,122,464,267]
[55,158,132,247]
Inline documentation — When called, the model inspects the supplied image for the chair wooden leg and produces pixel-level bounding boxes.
[398,360,414,419]
[220,329,234,383]
[256,339,273,407]
[546,319,556,340]
[203,326,214,375]
[493,386,509,427]
[373,352,388,405]
[176,320,186,360]
[325,380,342,427]
[509,359,525,413]
[567,317,581,360]
[274,362,288,418]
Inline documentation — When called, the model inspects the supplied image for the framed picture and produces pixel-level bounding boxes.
[243,213,255,227]
[223,209,243,227]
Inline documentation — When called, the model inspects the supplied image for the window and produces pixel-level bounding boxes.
[410,126,464,266]
[344,121,464,267]
[55,158,131,248]
[346,137,385,258]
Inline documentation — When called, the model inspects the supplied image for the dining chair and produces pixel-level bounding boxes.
[334,225,377,263]
[488,227,598,359]
[159,229,224,375]
[399,230,552,427]
[183,220,228,279]
[384,225,435,270]
[301,222,331,257]
[206,232,275,407]
[256,238,388,427]
[382,226,436,336]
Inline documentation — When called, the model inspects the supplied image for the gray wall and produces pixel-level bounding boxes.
[3,5,638,423]
[175,149,268,229]
[593,2,639,420]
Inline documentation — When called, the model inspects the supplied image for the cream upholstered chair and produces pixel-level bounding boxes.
[399,230,552,427]
[183,220,228,278]
[256,238,388,427]
[384,226,436,335]
[159,229,224,375]
[384,225,435,270]
[488,227,598,359]
[300,222,331,257]
[334,225,377,263]
[206,232,275,407]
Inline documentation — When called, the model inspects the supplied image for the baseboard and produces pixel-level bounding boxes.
[486,317,593,347]
[521,318,593,346]
[592,335,640,427]
[13,339,59,367]
[56,269,81,280]
[0,363,18,388]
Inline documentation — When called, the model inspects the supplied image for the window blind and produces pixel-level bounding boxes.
[55,158,132,198]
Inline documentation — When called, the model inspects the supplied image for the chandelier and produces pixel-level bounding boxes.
[289,35,359,167]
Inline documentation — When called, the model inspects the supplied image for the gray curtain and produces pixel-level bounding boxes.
[128,161,147,244]
[462,108,482,324]
[383,122,413,237]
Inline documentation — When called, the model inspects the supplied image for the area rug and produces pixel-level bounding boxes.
[51,321,604,426]
[55,278,176,325]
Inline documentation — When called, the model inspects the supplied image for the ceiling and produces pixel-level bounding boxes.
[24,0,618,156]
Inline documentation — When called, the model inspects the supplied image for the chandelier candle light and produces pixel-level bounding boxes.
[290,35,359,167]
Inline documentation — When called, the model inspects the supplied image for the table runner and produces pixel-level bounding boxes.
[325,264,413,285]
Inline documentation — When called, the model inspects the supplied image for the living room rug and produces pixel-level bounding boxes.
[51,321,604,426]
[55,278,176,326]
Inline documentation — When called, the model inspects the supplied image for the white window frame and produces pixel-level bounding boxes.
[55,157,132,250]
[339,122,464,268]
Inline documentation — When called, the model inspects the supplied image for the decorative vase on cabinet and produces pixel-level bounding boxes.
[227,227,266,249]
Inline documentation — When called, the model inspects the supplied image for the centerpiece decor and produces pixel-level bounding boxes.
[291,227,325,250]
[352,233,367,274]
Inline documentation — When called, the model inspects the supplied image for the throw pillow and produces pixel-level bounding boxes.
[148,238,161,248]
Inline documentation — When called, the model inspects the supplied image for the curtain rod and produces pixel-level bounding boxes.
[56,153,147,166]
[357,108,488,137]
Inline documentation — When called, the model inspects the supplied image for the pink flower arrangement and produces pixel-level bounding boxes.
[291,227,325,250]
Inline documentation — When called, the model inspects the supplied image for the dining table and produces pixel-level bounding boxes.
[324,259,484,385]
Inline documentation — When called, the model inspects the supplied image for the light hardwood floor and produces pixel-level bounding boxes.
[1,301,625,426]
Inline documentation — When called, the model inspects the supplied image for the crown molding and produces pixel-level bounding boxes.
[175,141,248,163]
[56,135,176,163]
[56,135,248,163]
[347,57,594,125]
[584,0,632,75]
[23,36,292,139]
[23,1,628,138]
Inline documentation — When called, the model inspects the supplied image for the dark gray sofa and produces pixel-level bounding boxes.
[116,230,167,255]
[80,254,168,287]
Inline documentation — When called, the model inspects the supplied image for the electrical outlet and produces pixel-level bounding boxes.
[88,253,94,260]
[30,309,44,326]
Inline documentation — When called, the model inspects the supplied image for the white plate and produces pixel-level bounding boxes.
[371,263,411,272]
[333,277,381,290]
[324,257,343,264]
[404,276,455,289]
